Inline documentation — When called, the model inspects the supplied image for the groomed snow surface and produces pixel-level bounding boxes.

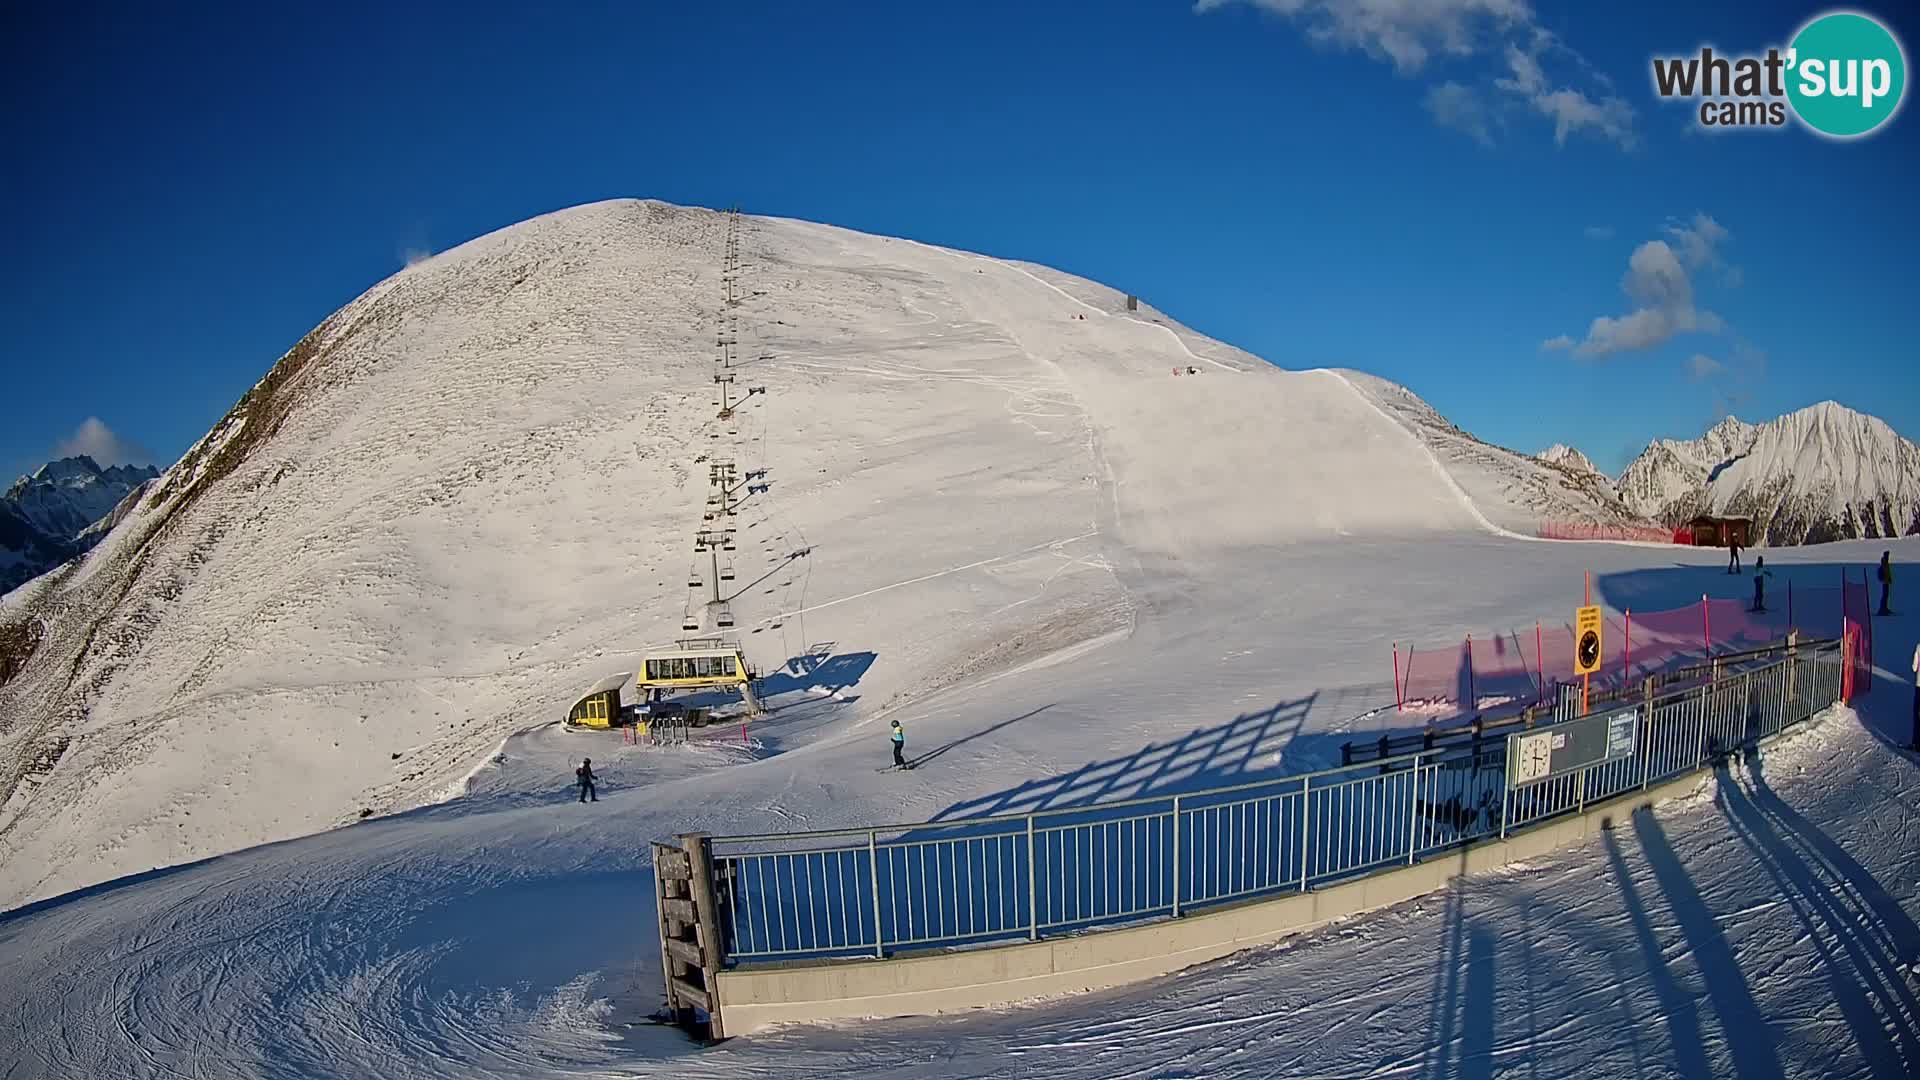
[1,202,1915,1077]
[2,543,1915,1079]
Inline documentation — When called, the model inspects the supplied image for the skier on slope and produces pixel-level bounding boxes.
[889,719,908,770]
[1750,556,1772,614]
[576,758,598,803]
[1727,537,1742,574]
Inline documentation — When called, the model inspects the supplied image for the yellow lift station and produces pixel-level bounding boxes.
[567,672,629,729]
[637,638,763,715]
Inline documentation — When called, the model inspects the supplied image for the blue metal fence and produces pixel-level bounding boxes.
[695,640,1841,965]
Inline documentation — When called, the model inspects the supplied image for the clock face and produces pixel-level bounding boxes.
[1578,630,1600,671]
[1516,732,1553,783]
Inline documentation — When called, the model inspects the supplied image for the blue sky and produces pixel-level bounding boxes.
[2,0,1915,481]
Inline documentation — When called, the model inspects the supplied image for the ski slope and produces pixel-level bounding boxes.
[2,200,1915,1077]
[2,538,1915,1079]
[0,200,1576,907]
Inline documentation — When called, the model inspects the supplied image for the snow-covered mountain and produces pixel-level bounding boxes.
[1617,403,1920,545]
[0,199,1630,907]
[1338,375,1652,536]
[2,199,1915,1080]
[0,456,159,593]
[1536,443,1601,477]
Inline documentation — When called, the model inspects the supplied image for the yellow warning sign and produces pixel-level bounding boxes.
[1574,605,1604,675]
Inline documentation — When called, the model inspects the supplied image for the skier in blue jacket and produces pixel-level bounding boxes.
[889,719,907,770]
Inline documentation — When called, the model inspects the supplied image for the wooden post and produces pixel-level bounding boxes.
[651,851,677,1018]
[679,832,727,1039]
[651,841,704,1031]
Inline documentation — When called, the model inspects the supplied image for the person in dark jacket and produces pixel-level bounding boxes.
[889,719,907,770]
[577,758,598,803]
[1727,539,1742,574]
[1878,551,1893,616]
[1750,557,1772,613]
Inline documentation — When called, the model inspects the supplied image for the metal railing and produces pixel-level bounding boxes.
[695,640,1842,966]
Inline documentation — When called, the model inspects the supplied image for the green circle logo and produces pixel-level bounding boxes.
[1786,11,1907,137]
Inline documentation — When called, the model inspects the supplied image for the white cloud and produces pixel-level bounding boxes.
[1530,88,1636,147]
[1662,213,1728,270]
[1551,221,1733,358]
[1540,334,1575,351]
[1495,42,1547,94]
[1423,81,1494,145]
[403,247,433,268]
[1194,0,1533,73]
[1621,241,1692,309]
[1686,353,1724,380]
[1583,225,1614,240]
[1495,43,1637,148]
[1197,0,1635,149]
[51,417,154,467]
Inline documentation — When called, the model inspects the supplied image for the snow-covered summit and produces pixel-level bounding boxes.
[1536,443,1602,478]
[1617,401,1919,544]
[1,455,158,593]
[4,455,158,541]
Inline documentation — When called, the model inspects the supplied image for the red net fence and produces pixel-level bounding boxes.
[1394,575,1876,716]
[1843,574,1874,700]
[1537,522,1687,544]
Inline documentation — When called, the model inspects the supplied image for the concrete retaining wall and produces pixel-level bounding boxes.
[715,768,1714,1036]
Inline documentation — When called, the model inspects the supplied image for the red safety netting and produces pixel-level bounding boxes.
[1537,522,1686,544]
[1393,579,1860,716]
[1843,574,1874,700]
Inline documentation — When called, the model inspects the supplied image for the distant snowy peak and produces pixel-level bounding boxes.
[1,455,160,593]
[5,455,160,540]
[1617,402,1920,544]
[1536,444,1602,478]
